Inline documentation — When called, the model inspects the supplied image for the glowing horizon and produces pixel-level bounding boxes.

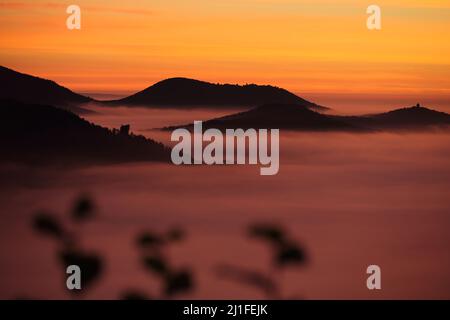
[1,0,449,108]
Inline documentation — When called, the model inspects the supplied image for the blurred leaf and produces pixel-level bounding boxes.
[248,223,285,245]
[137,232,164,248]
[165,269,193,297]
[32,213,64,238]
[275,243,307,267]
[166,228,185,243]
[215,264,277,297]
[59,249,103,292]
[143,255,168,275]
[72,196,94,222]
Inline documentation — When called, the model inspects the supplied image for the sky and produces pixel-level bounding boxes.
[0,0,449,109]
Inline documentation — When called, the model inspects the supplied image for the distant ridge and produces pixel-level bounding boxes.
[108,77,328,111]
[355,104,450,129]
[0,99,170,165]
[163,103,450,132]
[0,66,328,113]
[0,66,92,114]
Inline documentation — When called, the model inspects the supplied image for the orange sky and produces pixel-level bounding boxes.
[0,0,449,107]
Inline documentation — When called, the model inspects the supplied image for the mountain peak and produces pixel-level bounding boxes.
[376,104,448,117]
[0,65,92,113]
[165,102,450,132]
[110,78,328,111]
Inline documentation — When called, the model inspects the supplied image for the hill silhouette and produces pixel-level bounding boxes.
[346,105,450,130]
[108,77,328,111]
[163,103,450,132]
[0,100,170,165]
[0,66,92,114]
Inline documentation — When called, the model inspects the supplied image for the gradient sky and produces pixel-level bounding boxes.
[1,0,449,107]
